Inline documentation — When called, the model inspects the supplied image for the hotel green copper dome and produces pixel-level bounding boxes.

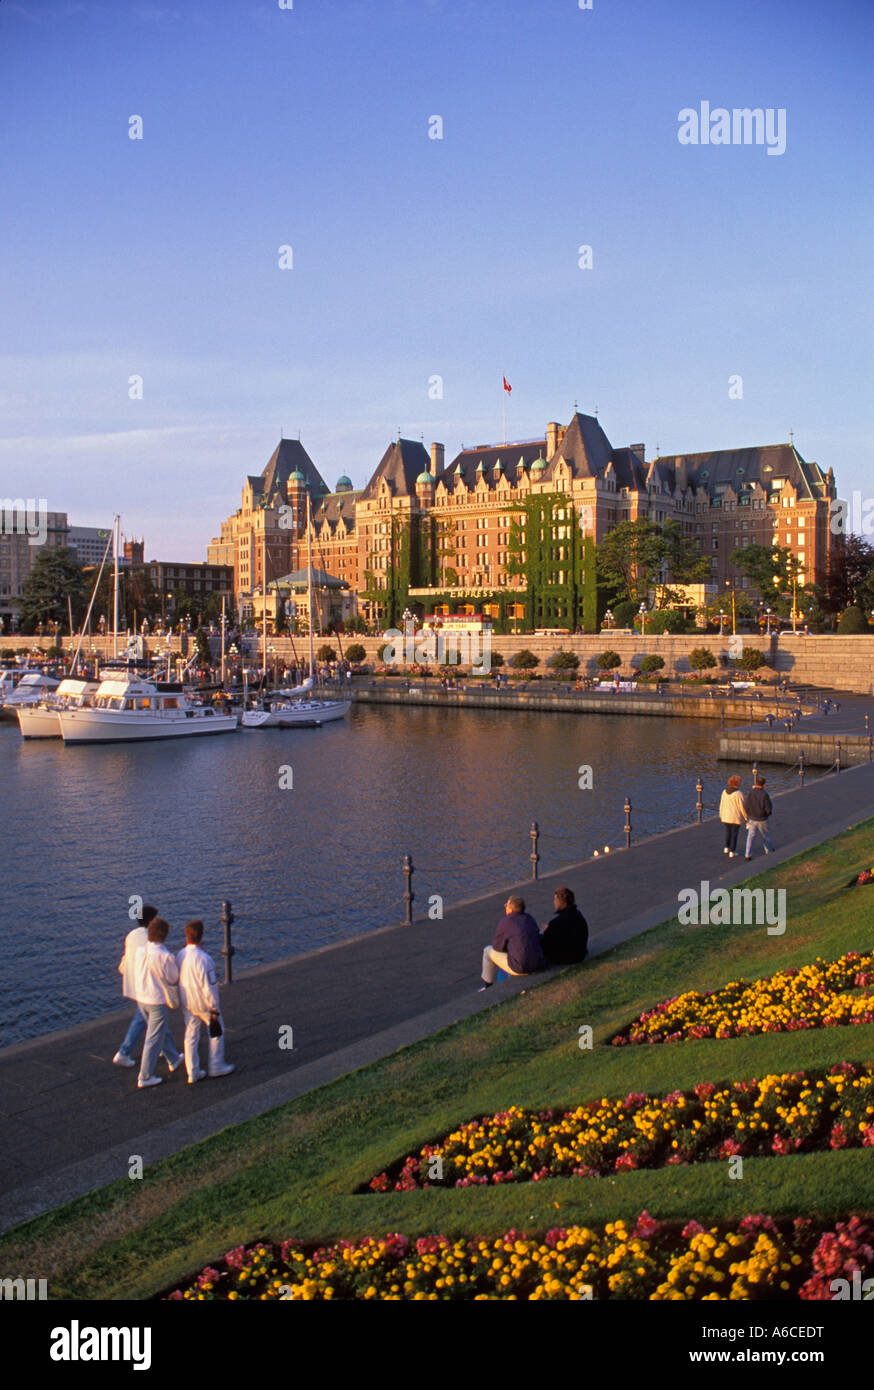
[335,475,353,491]
[416,470,435,485]
[288,468,306,482]
[530,456,546,472]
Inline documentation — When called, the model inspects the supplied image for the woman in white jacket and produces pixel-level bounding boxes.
[176,920,234,1084]
[719,774,748,858]
[134,918,183,1089]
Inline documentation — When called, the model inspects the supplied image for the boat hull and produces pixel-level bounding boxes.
[241,700,350,729]
[16,707,62,739]
[58,710,238,743]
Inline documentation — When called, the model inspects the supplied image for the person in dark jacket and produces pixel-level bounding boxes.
[540,886,588,965]
[479,896,545,990]
[744,776,774,859]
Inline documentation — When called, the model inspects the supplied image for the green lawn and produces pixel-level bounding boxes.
[2,819,873,1300]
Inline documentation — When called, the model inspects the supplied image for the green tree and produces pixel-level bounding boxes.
[345,643,366,664]
[639,654,665,674]
[548,649,580,671]
[595,649,621,670]
[17,548,89,633]
[611,599,638,628]
[195,628,212,666]
[645,609,689,634]
[688,646,717,671]
[509,648,539,670]
[316,644,337,662]
[596,520,665,604]
[733,646,766,672]
[837,605,869,634]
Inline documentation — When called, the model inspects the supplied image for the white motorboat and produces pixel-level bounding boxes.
[1,671,61,710]
[241,696,350,728]
[58,676,238,743]
[16,678,100,739]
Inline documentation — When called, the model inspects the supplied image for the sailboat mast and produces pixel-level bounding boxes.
[261,518,267,683]
[307,490,315,680]
[112,515,120,660]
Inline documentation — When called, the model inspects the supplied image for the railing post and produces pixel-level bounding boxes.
[798,750,805,787]
[403,854,415,924]
[220,900,235,985]
[752,761,759,784]
[529,821,540,880]
[835,739,842,773]
[624,797,632,850]
[696,777,704,823]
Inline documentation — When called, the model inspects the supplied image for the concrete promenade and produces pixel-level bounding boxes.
[2,761,873,1235]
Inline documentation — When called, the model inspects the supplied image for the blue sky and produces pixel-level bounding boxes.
[1,0,871,558]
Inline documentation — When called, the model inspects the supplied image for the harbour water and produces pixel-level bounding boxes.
[0,705,799,1046]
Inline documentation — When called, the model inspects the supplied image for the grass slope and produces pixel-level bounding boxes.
[1,820,873,1299]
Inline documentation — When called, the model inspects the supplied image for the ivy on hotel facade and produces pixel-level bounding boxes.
[208,411,837,631]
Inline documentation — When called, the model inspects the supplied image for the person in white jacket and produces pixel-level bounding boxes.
[176,920,234,1084]
[719,775,748,858]
[134,918,184,1089]
[113,903,180,1071]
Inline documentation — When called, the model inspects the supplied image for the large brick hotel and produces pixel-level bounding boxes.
[208,411,837,630]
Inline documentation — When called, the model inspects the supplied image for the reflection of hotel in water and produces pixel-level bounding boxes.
[208,411,838,625]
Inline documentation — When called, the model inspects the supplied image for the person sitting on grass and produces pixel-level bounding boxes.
[479,896,545,991]
[540,886,588,965]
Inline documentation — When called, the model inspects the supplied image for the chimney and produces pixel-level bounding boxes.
[629,444,646,463]
[546,422,560,459]
[430,442,444,475]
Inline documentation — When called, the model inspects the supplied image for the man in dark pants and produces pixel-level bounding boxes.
[745,776,774,859]
[479,896,545,990]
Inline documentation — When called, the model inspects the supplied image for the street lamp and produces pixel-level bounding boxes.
[638,601,647,636]
[604,608,614,631]
[724,580,736,635]
[765,606,772,636]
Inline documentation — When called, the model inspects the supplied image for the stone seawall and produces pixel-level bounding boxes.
[11,631,874,694]
[719,730,873,768]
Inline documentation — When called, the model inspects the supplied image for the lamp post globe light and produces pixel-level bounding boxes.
[604,608,614,631]
[638,601,647,636]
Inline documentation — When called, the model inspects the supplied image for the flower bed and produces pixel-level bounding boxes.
[611,951,874,1046]
[166,1213,874,1300]
[364,1064,874,1190]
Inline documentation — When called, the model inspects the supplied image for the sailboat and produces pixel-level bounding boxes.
[241,492,350,729]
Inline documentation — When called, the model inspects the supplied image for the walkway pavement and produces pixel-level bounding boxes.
[2,761,873,1234]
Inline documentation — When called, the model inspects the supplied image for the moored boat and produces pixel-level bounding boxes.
[0,670,61,718]
[58,676,238,744]
[16,678,100,739]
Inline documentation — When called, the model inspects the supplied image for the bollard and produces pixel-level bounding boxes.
[696,777,704,824]
[403,854,415,924]
[530,821,540,880]
[836,740,842,773]
[220,900,235,985]
[798,750,805,787]
[866,712,870,735]
[752,761,759,784]
[624,798,632,850]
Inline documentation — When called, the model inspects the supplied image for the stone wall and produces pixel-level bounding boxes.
[9,631,874,693]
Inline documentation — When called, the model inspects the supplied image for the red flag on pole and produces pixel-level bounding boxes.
[502,375,512,394]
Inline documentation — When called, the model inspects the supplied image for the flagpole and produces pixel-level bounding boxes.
[502,379,506,446]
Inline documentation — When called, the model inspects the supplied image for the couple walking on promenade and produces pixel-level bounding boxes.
[719,775,775,860]
[479,886,588,991]
[113,906,234,1089]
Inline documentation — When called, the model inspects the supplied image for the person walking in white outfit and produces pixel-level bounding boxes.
[134,918,183,1089]
[113,903,179,1070]
[176,920,234,1084]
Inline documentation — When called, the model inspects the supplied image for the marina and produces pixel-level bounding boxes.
[1,702,739,1047]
